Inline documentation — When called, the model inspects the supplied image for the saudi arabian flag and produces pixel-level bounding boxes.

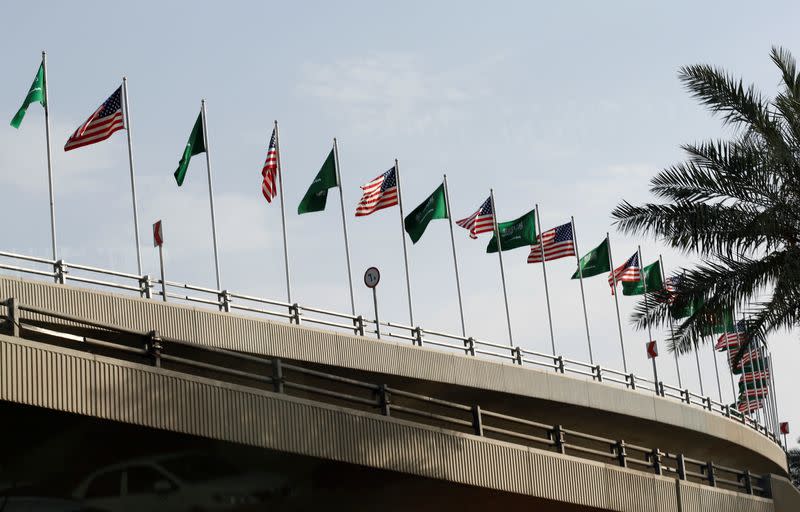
[622,260,663,295]
[174,112,206,186]
[298,148,338,214]
[404,183,448,244]
[571,237,610,279]
[11,61,46,129]
[486,209,537,253]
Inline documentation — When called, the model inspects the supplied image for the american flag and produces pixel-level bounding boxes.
[456,197,494,239]
[527,222,576,263]
[741,387,769,400]
[741,369,770,382]
[728,346,762,369]
[355,167,399,217]
[608,251,640,288]
[737,398,763,414]
[715,320,746,350]
[64,87,125,151]
[261,127,279,203]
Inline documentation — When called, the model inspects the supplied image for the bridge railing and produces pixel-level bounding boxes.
[1,299,771,499]
[0,249,778,445]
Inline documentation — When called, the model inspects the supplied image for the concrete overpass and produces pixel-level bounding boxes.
[0,270,798,510]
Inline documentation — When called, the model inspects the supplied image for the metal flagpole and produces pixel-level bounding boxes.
[121,78,143,275]
[273,121,292,303]
[606,234,627,372]
[41,51,57,262]
[659,255,681,388]
[394,159,414,327]
[443,174,466,336]
[333,139,356,317]
[754,340,772,435]
[638,246,658,391]
[535,204,556,355]
[158,245,167,302]
[571,217,593,364]
[695,341,705,396]
[709,337,723,402]
[766,351,781,441]
[200,100,222,290]
[491,189,513,345]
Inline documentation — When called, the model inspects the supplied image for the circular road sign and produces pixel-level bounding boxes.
[364,267,381,288]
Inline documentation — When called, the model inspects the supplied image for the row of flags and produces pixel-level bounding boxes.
[714,320,772,414]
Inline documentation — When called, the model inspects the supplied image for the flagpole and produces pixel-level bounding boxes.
[766,350,781,441]
[443,174,466,336]
[606,234,627,372]
[200,99,222,290]
[754,339,772,435]
[491,189,513,345]
[694,341,704,396]
[121,78,143,276]
[659,255,681,388]
[333,139,356,317]
[571,217,593,364]
[638,246,659,392]
[709,336,723,402]
[535,204,556,355]
[725,314,738,405]
[274,121,292,303]
[394,159,414,327]
[41,51,57,262]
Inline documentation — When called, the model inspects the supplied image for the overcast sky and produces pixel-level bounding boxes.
[1,1,798,448]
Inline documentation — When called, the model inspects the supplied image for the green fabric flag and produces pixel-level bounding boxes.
[710,308,735,334]
[298,148,338,214]
[486,209,537,253]
[738,379,769,391]
[621,260,663,296]
[672,296,702,319]
[11,61,46,129]
[571,237,611,279]
[404,183,448,244]
[174,113,206,186]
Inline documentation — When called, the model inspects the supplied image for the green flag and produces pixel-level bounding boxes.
[11,61,46,129]
[710,308,735,334]
[486,209,537,253]
[738,378,769,391]
[174,113,206,186]
[298,148,339,214]
[571,237,611,279]
[404,183,448,244]
[621,260,663,296]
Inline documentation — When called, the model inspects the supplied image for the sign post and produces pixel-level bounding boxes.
[646,340,659,395]
[364,267,381,339]
[780,422,790,449]
[153,220,166,302]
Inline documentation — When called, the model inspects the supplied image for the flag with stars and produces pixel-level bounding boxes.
[456,196,495,239]
[261,127,279,203]
[64,86,125,151]
[527,221,576,263]
[608,251,640,292]
[355,167,399,216]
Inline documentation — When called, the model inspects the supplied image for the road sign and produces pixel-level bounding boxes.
[364,267,380,288]
[153,220,164,247]
[780,422,790,435]
[646,340,658,359]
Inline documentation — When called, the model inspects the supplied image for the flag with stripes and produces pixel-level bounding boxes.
[737,398,763,414]
[741,386,769,400]
[727,347,762,369]
[456,197,494,239]
[608,251,640,290]
[355,167,399,217]
[715,320,746,350]
[527,222,576,263]
[64,86,125,151]
[261,128,279,203]
[740,369,770,382]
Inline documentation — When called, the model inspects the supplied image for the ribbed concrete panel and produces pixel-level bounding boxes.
[0,275,787,474]
[1,335,781,512]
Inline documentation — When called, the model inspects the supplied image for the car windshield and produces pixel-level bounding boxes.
[158,454,243,483]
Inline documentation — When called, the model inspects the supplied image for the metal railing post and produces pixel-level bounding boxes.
[378,384,391,416]
[413,327,423,347]
[6,298,19,337]
[658,381,665,397]
[742,470,753,494]
[706,461,716,487]
[683,389,691,404]
[724,405,731,418]
[594,365,603,382]
[616,440,627,468]
[705,397,713,411]
[218,290,231,312]
[53,260,66,284]
[650,448,663,475]
[354,315,365,336]
[289,303,301,325]
[471,405,484,436]
[464,337,475,357]
[676,454,687,480]
[628,373,636,390]
[514,346,522,365]
[271,358,284,393]
[146,330,163,368]
[139,274,152,299]
[555,356,565,373]
[551,425,566,454]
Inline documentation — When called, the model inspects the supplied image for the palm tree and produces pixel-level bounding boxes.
[612,46,800,357]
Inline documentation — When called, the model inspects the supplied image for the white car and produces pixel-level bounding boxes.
[72,453,290,512]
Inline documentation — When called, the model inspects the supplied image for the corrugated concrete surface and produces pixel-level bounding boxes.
[1,335,788,511]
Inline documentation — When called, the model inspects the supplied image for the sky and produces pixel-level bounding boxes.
[1,1,798,448]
